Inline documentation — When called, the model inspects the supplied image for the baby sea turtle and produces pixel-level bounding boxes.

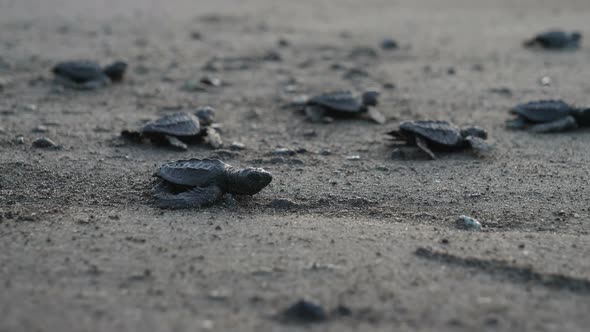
[290,91,385,124]
[122,108,222,150]
[52,60,127,90]
[153,158,272,209]
[507,100,590,132]
[524,30,581,50]
[387,120,490,159]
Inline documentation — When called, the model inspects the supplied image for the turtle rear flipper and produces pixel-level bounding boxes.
[465,136,493,157]
[523,38,540,48]
[153,182,223,209]
[205,127,223,149]
[415,136,437,159]
[367,107,386,124]
[164,135,189,151]
[528,116,577,133]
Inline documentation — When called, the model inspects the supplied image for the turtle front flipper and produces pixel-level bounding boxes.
[415,136,437,159]
[121,130,144,142]
[164,135,189,151]
[386,130,406,141]
[153,182,223,209]
[304,105,326,123]
[465,136,493,157]
[528,116,577,133]
[506,117,527,130]
[54,75,109,90]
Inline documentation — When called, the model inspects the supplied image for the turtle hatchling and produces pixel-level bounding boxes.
[507,100,590,133]
[524,30,581,50]
[121,108,222,150]
[52,60,127,89]
[289,90,385,124]
[153,158,272,209]
[387,120,491,159]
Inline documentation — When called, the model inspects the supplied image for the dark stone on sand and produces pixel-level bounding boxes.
[32,137,58,149]
[280,299,327,323]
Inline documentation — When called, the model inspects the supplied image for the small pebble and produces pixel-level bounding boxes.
[382,82,396,90]
[272,148,296,156]
[201,320,214,330]
[291,95,309,105]
[32,137,58,149]
[346,155,361,161]
[319,149,332,156]
[190,31,202,40]
[330,62,345,70]
[278,38,290,47]
[280,299,327,323]
[303,129,317,137]
[456,215,482,231]
[380,38,398,50]
[19,104,37,112]
[15,136,25,144]
[284,84,297,92]
[182,79,206,92]
[263,50,282,62]
[489,87,512,96]
[229,142,246,150]
[201,75,221,87]
[32,125,48,133]
[268,198,297,210]
[540,76,552,86]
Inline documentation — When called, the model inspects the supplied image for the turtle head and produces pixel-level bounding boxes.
[232,168,272,195]
[361,91,380,107]
[194,106,216,126]
[103,61,128,82]
[461,126,488,139]
[572,31,582,42]
[573,107,590,126]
